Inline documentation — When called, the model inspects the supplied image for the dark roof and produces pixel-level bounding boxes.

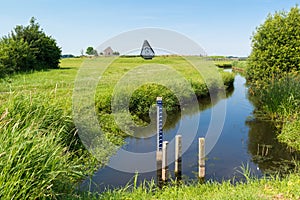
[140,40,155,59]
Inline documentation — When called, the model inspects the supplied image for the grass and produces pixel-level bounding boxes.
[0,58,99,199]
[280,120,300,151]
[232,60,247,69]
[252,75,300,152]
[73,173,300,200]
[213,60,233,68]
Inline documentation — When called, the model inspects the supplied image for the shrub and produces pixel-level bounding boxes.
[247,6,300,86]
[0,17,61,76]
[0,38,36,75]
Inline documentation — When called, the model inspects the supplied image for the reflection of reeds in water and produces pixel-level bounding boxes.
[247,119,300,176]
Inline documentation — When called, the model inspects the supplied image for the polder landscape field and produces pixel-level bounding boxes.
[0,56,299,199]
[1,4,300,200]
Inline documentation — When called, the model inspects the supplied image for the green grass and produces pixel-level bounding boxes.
[279,120,300,151]
[213,60,233,68]
[73,173,300,200]
[0,58,100,199]
[253,75,300,152]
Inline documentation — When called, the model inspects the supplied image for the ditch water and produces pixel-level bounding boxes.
[82,73,299,192]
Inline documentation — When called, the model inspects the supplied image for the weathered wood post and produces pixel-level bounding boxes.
[199,137,205,180]
[156,151,162,186]
[162,141,168,181]
[175,135,182,180]
[156,97,163,186]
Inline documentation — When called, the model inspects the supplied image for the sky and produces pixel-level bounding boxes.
[0,0,299,57]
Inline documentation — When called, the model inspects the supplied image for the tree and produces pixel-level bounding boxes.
[0,17,61,76]
[0,37,36,74]
[11,17,61,70]
[247,6,300,86]
[86,47,98,56]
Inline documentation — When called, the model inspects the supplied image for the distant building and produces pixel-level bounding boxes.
[140,40,155,59]
[103,47,113,56]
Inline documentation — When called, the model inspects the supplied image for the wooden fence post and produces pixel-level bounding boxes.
[175,135,182,180]
[162,141,169,181]
[199,137,205,179]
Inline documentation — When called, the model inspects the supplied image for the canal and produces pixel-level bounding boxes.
[82,73,298,191]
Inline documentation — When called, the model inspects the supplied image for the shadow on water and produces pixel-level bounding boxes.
[247,119,300,176]
[81,73,299,192]
[130,88,235,139]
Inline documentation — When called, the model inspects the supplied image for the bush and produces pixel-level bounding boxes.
[0,17,61,76]
[247,6,300,86]
[0,38,36,74]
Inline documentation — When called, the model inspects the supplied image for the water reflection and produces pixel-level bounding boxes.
[132,88,235,139]
[247,119,299,176]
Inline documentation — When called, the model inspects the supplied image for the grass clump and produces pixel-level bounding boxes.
[253,75,300,151]
[0,58,101,199]
[0,94,89,199]
[255,75,300,121]
[279,120,300,151]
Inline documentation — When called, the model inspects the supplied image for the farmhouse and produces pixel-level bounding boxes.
[103,46,113,56]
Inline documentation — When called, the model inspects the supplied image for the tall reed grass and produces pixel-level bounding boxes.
[0,93,94,199]
[253,75,300,151]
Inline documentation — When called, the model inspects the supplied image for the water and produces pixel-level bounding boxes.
[82,73,299,191]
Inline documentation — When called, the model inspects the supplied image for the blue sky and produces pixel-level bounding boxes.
[0,0,299,56]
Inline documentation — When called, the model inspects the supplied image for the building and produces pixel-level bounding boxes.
[103,47,113,56]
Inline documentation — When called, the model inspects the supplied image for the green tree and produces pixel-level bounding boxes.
[247,6,300,86]
[86,46,98,56]
[113,51,120,56]
[0,37,36,74]
[0,17,61,76]
[11,17,61,70]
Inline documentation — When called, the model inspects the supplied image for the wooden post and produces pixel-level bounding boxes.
[156,151,163,187]
[175,135,182,180]
[162,141,168,181]
[199,138,205,179]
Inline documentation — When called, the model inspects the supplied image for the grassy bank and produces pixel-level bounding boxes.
[77,173,300,200]
[0,58,100,199]
[232,61,247,72]
[253,75,300,152]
